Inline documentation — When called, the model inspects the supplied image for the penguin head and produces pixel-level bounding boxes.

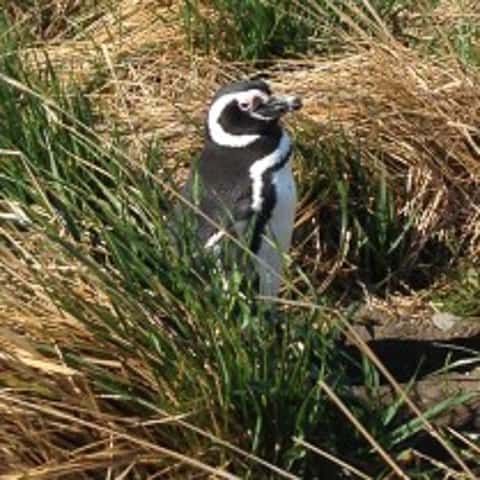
[206,79,302,148]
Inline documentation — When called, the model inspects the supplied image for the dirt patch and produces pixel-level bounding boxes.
[345,300,480,433]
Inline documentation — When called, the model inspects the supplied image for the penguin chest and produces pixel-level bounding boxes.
[268,164,296,251]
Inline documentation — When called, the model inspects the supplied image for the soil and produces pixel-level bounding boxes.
[343,302,480,465]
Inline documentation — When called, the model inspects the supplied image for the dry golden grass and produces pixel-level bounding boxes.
[23,1,227,164]
[0,232,236,478]
[405,0,480,46]
[281,43,480,255]
[2,1,480,478]
[20,2,479,239]
[23,1,479,255]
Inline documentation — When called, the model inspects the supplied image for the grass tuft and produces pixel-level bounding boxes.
[1,2,480,479]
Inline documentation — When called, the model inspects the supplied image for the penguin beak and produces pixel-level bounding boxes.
[253,95,302,120]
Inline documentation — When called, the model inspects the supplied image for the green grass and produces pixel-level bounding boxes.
[1,5,479,479]
[182,0,480,65]
[182,0,315,60]
[405,0,480,67]
[293,124,452,295]
[449,18,480,66]
[181,0,414,60]
[0,17,343,476]
[431,266,480,318]
[0,60,336,479]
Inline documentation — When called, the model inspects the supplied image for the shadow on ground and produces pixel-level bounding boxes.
[345,334,480,384]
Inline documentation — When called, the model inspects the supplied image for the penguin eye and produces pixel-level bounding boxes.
[238,101,250,111]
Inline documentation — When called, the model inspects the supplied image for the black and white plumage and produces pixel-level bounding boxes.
[183,79,302,297]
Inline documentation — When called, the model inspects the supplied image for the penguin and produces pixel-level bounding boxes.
[183,79,302,298]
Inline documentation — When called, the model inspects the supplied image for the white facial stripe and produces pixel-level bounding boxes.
[249,132,292,212]
[208,89,270,148]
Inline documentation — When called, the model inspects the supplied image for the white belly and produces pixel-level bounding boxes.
[270,164,297,251]
[256,163,296,297]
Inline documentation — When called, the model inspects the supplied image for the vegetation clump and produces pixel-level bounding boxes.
[1,1,480,478]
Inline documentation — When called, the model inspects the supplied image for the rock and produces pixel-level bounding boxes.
[431,312,462,332]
